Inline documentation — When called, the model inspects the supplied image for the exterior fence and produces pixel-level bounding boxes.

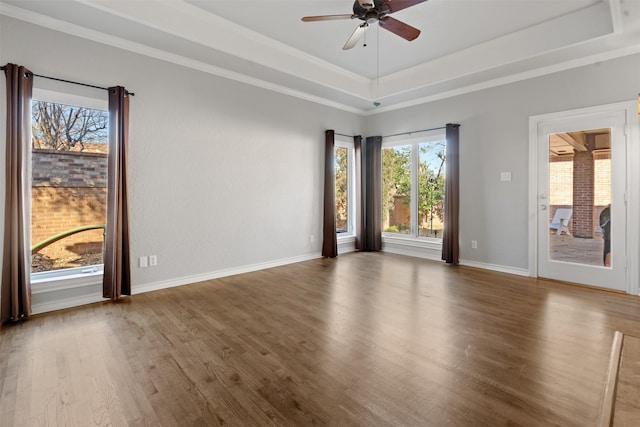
[32,149,107,261]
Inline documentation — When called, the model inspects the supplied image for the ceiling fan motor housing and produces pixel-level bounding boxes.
[365,11,379,24]
[354,0,390,22]
[301,0,426,50]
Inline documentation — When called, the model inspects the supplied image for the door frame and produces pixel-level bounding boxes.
[528,101,639,295]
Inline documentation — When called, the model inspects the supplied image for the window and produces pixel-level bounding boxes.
[382,135,446,240]
[30,89,108,281]
[335,139,355,236]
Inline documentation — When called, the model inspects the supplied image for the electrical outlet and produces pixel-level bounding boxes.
[139,256,148,268]
[471,240,478,249]
[149,255,158,266]
[310,235,315,243]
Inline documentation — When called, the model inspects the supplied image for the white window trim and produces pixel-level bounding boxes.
[335,137,356,239]
[30,88,108,291]
[381,130,446,247]
[31,265,104,294]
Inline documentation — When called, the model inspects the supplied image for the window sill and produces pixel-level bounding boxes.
[31,265,104,294]
[337,234,356,254]
[337,233,355,241]
[382,234,442,248]
[382,235,442,260]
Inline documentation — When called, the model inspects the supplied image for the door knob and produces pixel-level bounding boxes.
[540,205,547,210]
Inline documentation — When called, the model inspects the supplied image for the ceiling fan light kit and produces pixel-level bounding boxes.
[301,0,428,50]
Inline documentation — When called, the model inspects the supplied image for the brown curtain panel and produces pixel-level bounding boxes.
[353,135,363,250]
[361,136,382,251]
[322,130,338,258]
[103,86,131,300]
[1,64,33,323]
[442,123,460,264]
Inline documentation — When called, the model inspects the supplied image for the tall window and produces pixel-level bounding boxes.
[382,136,446,239]
[30,90,108,278]
[335,139,355,236]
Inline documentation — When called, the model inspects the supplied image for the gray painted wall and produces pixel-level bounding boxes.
[1,15,639,306]
[0,16,363,293]
[367,53,640,269]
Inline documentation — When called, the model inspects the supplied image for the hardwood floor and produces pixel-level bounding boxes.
[1,252,639,426]
[614,335,640,426]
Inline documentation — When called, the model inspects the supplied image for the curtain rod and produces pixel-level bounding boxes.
[335,132,357,138]
[1,66,135,96]
[383,126,449,139]
[336,125,460,139]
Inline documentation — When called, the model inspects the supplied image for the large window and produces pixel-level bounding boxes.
[335,139,355,236]
[30,90,108,280]
[382,136,446,240]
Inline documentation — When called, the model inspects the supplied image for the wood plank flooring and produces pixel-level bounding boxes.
[614,335,640,426]
[1,252,640,426]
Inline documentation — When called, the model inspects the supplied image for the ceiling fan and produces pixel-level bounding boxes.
[301,0,428,50]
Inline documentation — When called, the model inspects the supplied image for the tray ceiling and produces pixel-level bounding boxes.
[1,0,639,114]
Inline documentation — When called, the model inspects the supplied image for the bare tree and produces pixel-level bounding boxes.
[32,101,108,151]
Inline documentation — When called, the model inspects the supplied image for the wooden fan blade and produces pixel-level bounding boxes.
[302,14,354,22]
[385,0,429,14]
[379,16,420,41]
[343,24,368,50]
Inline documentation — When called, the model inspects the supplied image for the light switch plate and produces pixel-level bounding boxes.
[500,172,512,182]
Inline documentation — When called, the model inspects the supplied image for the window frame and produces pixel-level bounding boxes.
[381,130,446,244]
[30,88,108,289]
[335,137,356,239]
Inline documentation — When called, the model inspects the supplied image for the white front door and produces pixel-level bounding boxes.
[534,107,628,291]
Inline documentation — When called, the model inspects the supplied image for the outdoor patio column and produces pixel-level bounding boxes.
[572,134,595,238]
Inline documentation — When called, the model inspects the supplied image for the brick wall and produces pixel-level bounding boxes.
[549,154,574,205]
[32,149,107,260]
[593,150,611,206]
[548,149,610,238]
[32,149,107,187]
[573,148,595,237]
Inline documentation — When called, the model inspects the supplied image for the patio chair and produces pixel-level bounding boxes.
[550,208,572,235]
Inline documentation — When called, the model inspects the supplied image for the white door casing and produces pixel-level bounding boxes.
[529,101,639,294]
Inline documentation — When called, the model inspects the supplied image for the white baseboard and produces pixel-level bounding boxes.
[30,253,322,315]
[134,252,322,295]
[30,251,531,315]
[459,259,530,276]
[382,246,442,261]
[32,292,104,315]
[381,241,530,277]
[337,237,356,255]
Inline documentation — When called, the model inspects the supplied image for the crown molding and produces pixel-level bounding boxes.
[2,0,638,115]
[78,0,371,96]
[0,2,367,114]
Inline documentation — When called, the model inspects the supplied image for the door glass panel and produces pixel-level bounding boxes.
[548,128,611,267]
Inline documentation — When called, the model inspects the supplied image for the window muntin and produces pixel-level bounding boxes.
[335,139,355,236]
[382,136,446,240]
[30,90,108,278]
